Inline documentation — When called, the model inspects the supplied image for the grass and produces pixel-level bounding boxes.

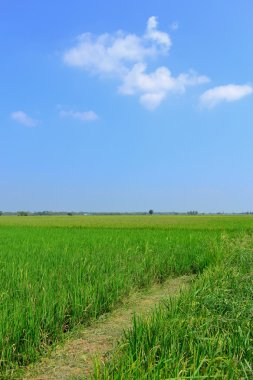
[0,215,252,378]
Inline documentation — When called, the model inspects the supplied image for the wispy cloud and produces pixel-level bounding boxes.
[11,111,38,127]
[64,17,208,110]
[60,110,98,122]
[200,84,253,108]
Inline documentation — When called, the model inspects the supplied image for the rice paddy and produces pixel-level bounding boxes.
[0,215,252,378]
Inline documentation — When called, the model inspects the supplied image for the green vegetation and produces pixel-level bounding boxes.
[0,215,252,378]
[96,236,253,379]
[1,214,253,229]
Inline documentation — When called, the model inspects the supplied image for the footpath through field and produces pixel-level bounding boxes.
[23,275,191,380]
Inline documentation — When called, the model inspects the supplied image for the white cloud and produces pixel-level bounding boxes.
[64,32,155,76]
[64,17,171,77]
[119,64,175,95]
[64,17,209,110]
[11,111,38,127]
[119,64,209,110]
[200,84,253,108]
[60,110,98,122]
[145,16,171,50]
[140,92,167,110]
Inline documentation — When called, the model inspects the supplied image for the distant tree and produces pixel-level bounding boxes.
[149,209,154,215]
[187,210,198,215]
[17,211,29,216]
[0,211,2,216]
[67,212,73,216]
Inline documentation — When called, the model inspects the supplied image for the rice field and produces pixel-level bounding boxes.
[0,215,252,378]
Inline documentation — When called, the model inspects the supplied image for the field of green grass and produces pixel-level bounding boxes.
[0,215,252,378]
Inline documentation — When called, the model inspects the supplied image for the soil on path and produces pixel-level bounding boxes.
[23,275,192,380]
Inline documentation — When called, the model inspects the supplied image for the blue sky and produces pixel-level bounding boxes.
[1,0,253,212]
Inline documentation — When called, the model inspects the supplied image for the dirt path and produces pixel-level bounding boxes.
[23,275,192,380]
